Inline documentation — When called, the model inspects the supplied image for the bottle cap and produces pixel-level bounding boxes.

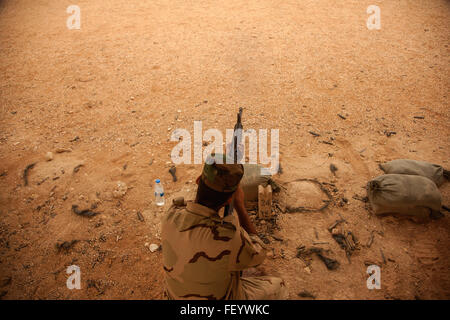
[155,179,160,183]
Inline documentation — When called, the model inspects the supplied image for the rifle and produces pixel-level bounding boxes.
[233,107,243,163]
[225,107,243,216]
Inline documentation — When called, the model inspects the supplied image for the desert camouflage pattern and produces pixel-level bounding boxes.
[161,200,287,300]
[202,153,244,193]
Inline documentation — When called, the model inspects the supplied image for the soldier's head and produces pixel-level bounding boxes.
[195,153,244,211]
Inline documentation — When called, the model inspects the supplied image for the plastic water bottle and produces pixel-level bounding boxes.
[154,179,165,206]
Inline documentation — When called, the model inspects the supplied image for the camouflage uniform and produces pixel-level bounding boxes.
[161,154,288,300]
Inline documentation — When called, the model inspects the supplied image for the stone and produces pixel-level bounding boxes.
[55,148,72,153]
[149,244,159,252]
[113,181,128,198]
[45,152,53,161]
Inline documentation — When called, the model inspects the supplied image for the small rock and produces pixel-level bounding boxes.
[45,152,54,161]
[329,164,338,174]
[0,276,11,288]
[55,148,72,153]
[149,244,159,252]
[84,101,96,108]
[113,181,127,198]
[298,290,315,299]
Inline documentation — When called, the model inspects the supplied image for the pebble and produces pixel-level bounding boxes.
[45,152,53,161]
[149,244,159,252]
[55,148,71,153]
[113,181,128,198]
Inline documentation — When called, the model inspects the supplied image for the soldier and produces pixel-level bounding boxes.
[161,153,288,300]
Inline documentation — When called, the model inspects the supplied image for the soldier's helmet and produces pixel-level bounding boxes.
[201,153,244,193]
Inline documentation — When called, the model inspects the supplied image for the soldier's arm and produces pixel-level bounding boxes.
[233,185,257,235]
[229,227,266,271]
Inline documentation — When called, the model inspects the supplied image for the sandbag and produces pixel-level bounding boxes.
[379,159,447,186]
[241,164,271,203]
[367,174,442,218]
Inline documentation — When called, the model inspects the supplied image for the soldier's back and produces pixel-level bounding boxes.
[161,200,239,300]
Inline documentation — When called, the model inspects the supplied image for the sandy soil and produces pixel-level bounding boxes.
[0,0,449,300]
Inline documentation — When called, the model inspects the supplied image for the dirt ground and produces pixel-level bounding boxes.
[0,0,449,300]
